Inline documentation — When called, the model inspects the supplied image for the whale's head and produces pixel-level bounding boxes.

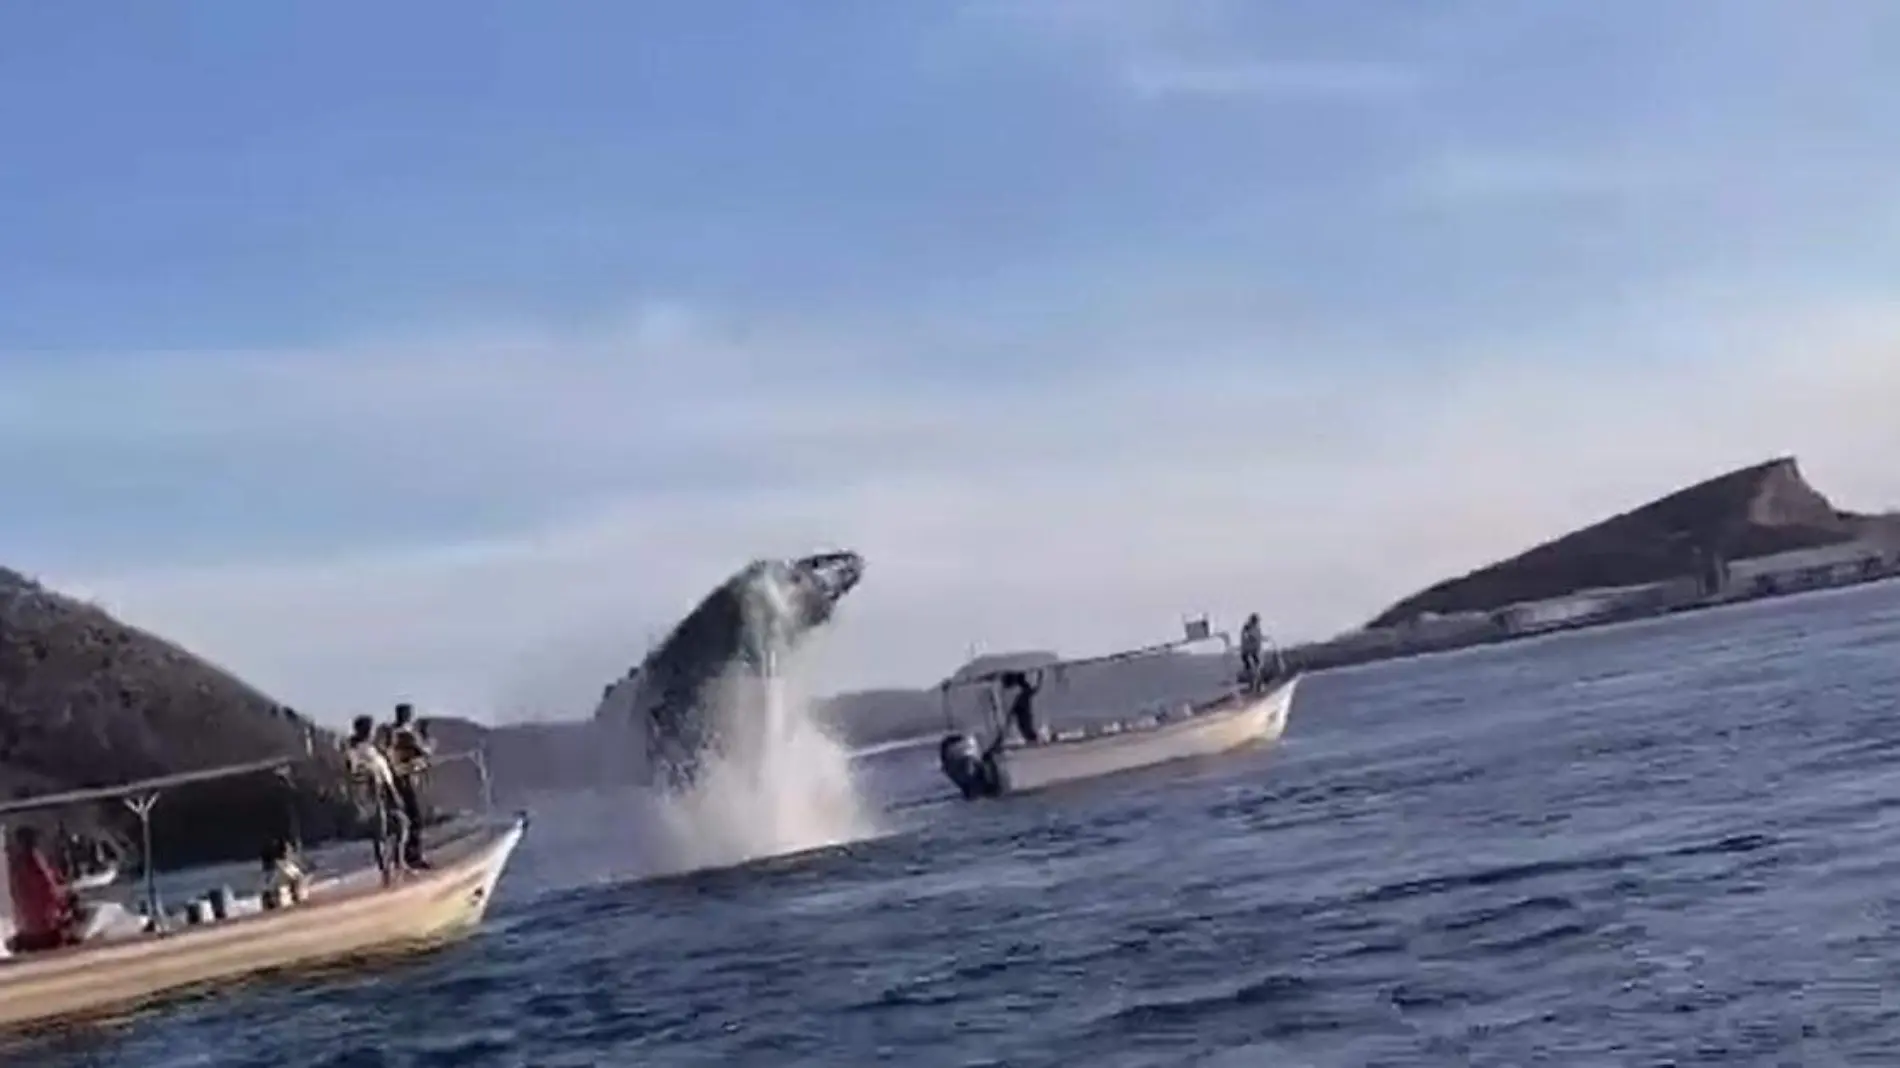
[735,550,865,664]
[778,550,864,630]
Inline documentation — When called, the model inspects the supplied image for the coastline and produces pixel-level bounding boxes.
[1281,562,1900,677]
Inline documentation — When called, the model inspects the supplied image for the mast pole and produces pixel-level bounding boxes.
[276,765,304,854]
[123,792,162,931]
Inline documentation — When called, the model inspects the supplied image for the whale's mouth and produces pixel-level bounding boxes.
[774,551,863,633]
[793,551,864,607]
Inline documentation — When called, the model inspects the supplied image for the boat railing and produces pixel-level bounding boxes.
[424,748,495,818]
[0,756,300,936]
[0,742,494,934]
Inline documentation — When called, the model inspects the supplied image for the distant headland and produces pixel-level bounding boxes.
[1297,456,1899,668]
[1367,456,1900,628]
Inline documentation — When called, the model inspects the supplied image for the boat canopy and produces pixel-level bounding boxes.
[0,747,491,820]
[939,615,1232,696]
[937,616,1234,736]
[0,756,297,819]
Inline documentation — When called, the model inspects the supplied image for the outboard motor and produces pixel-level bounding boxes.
[938,733,1006,800]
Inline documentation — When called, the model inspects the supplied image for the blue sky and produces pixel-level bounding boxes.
[2,1,1897,721]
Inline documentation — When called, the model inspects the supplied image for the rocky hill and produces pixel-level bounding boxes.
[1368,456,1899,628]
[0,569,365,870]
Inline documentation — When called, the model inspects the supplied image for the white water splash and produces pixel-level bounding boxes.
[643,570,882,874]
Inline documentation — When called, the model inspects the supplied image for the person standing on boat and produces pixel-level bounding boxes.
[1000,670,1045,745]
[1240,613,1265,692]
[344,715,410,885]
[6,826,79,952]
[386,703,434,871]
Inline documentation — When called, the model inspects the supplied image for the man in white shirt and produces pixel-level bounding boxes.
[343,715,410,884]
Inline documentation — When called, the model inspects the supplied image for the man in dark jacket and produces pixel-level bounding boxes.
[1239,613,1265,692]
[386,703,434,870]
[1000,670,1045,745]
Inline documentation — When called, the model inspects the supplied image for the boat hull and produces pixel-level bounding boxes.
[997,675,1299,795]
[0,815,526,1032]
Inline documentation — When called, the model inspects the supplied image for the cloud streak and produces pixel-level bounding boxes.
[1401,153,1687,205]
[1124,60,1420,102]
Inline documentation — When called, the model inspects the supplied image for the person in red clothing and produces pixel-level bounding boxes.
[7,826,79,953]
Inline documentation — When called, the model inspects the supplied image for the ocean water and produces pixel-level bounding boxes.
[17,580,1900,1066]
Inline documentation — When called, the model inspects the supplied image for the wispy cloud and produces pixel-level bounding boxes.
[1124,59,1420,102]
[1403,152,1687,205]
[960,0,1418,104]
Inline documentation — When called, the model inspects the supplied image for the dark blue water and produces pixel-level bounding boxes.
[20,581,1900,1066]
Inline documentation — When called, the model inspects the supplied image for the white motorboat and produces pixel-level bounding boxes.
[935,617,1300,799]
[986,675,1297,795]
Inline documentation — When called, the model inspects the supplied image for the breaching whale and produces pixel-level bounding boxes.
[593,551,865,791]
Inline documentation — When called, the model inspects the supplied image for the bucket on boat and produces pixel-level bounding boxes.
[206,887,232,921]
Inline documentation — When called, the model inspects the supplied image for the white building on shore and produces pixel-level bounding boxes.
[1723,539,1897,595]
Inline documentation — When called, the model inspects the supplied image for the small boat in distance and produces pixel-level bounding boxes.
[0,752,526,1033]
[935,617,1300,800]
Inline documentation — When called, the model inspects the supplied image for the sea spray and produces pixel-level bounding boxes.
[643,565,881,873]
[646,671,880,873]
